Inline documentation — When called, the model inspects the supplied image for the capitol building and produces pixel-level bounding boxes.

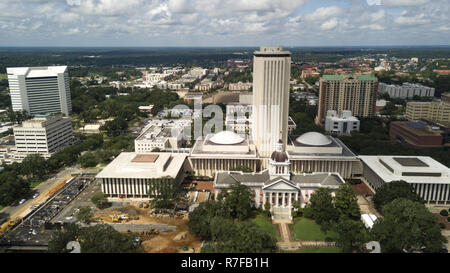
[97,46,450,215]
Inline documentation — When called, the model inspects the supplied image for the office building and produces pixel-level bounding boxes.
[359,156,450,204]
[324,110,360,134]
[7,66,72,116]
[316,75,378,125]
[12,114,73,160]
[135,119,191,152]
[405,99,450,124]
[252,46,291,157]
[390,120,450,148]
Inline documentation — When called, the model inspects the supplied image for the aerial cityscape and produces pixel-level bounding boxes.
[0,0,449,261]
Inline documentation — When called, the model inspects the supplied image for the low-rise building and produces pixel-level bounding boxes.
[134,119,191,152]
[389,120,450,148]
[379,82,435,99]
[228,82,252,91]
[359,155,450,204]
[96,152,187,199]
[405,99,450,124]
[324,110,360,134]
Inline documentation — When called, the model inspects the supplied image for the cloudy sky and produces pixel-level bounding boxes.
[0,0,449,47]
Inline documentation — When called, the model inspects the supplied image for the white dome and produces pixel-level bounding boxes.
[209,131,245,145]
[296,132,332,146]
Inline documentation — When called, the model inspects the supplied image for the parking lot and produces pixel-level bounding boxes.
[0,176,95,247]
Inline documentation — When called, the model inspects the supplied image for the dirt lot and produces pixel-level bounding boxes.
[93,204,202,253]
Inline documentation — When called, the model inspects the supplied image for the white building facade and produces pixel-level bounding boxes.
[324,110,360,134]
[359,156,450,204]
[252,46,291,157]
[12,114,73,160]
[379,82,435,99]
[7,66,72,116]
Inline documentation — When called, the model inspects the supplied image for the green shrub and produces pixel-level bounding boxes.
[439,223,446,229]
[303,207,314,219]
[447,217,450,223]
[440,209,449,217]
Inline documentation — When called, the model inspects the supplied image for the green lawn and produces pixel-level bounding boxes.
[251,214,281,241]
[290,217,339,241]
[30,180,44,189]
[0,74,7,80]
[295,246,342,253]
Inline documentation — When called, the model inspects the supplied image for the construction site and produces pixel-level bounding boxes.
[0,165,214,253]
[90,203,203,253]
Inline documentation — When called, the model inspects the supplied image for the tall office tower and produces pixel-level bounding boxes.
[252,46,291,157]
[316,75,378,125]
[7,66,72,116]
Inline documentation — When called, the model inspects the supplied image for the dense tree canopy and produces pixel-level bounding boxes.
[334,183,360,220]
[48,223,141,253]
[307,188,338,230]
[217,182,254,221]
[201,220,277,253]
[372,180,424,213]
[334,216,368,253]
[371,199,446,253]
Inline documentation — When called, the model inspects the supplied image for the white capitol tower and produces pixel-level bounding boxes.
[252,46,291,157]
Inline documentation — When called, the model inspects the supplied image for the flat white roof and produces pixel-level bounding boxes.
[359,155,450,184]
[96,152,186,179]
[7,66,67,78]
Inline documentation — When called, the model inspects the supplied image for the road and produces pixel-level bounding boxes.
[0,165,81,223]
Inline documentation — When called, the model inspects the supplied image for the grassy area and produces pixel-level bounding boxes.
[251,214,281,241]
[290,217,339,241]
[295,246,342,253]
[30,180,44,189]
[0,74,7,80]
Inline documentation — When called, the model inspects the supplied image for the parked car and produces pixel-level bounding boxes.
[19,199,26,205]
[32,193,39,199]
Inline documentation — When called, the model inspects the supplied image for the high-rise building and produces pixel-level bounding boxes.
[316,74,378,125]
[6,66,72,116]
[252,46,291,157]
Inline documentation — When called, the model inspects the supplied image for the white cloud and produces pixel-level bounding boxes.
[320,18,338,30]
[303,6,343,22]
[382,0,430,6]
[0,0,449,46]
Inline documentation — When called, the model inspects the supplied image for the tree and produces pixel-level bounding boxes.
[371,198,447,253]
[77,152,98,168]
[187,200,226,240]
[21,154,48,180]
[372,181,423,213]
[334,183,360,220]
[334,216,368,253]
[202,221,277,253]
[308,188,338,230]
[48,223,141,253]
[76,207,93,224]
[91,192,109,209]
[217,182,254,220]
[0,171,30,206]
[147,177,185,209]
